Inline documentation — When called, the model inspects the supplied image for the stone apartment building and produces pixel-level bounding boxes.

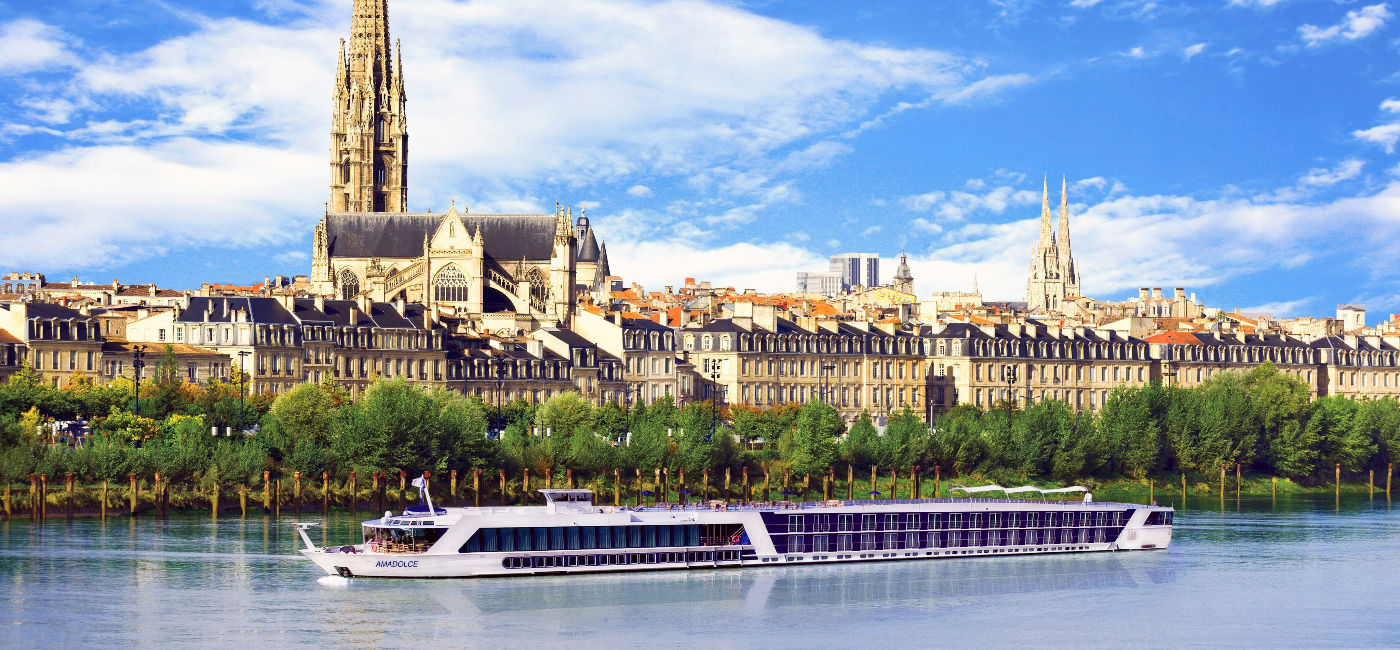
[925,322,1155,413]
[0,302,103,387]
[572,310,679,404]
[682,302,929,424]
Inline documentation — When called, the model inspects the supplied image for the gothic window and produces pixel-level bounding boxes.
[378,118,386,141]
[434,265,469,303]
[341,160,350,184]
[339,269,360,300]
[526,268,549,302]
[376,167,386,185]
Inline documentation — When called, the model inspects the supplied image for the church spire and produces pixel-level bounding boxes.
[1038,175,1053,245]
[331,0,408,213]
[1057,175,1072,263]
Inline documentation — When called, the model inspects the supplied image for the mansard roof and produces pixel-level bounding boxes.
[325,212,557,261]
[179,297,296,325]
[15,302,96,322]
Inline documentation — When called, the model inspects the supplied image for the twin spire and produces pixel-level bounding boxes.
[1037,175,1073,256]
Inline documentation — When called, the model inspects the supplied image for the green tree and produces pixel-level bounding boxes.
[785,400,842,477]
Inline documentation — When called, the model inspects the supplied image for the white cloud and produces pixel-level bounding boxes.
[1227,0,1288,8]
[1183,43,1208,60]
[1124,46,1149,59]
[1239,298,1313,317]
[899,184,1040,221]
[1070,0,1105,7]
[1300,159,1364,186]
[1354,123,1400,153]
[1382,98,1400,113]
[0,0,1032,273]
[0,19,77,74]
[861,225,884,237]
[1299,4,1392,47]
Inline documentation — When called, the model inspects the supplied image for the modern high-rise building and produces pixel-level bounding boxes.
[830,253,879,289]
[795,271,844,296]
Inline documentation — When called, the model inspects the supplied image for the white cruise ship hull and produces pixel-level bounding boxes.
[300,490,1173,579]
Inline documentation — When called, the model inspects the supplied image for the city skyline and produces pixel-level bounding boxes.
[2,0,1398,318]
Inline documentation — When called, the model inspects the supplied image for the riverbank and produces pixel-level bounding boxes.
[4,469,1391,519]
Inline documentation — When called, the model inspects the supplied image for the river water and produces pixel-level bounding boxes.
[2,494,1396,647]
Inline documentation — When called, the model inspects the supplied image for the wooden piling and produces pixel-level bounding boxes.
[293,471,302,514]
[913,466,921,500]
[654,468,661,504]
[545,468,552,490]
[614,468,622,506]
[888,467,896,500]
[664,467,671,503]
[1182,474,1187,502]
[398,471,407,511]
[129,473,137,516]
[1148,478,1153,505]
[40,475,47,520]
[724,468,731,501]
[263,471,272,513]
[3,482,10,519]
[1272,476,1277,500]
[1236,464,1241,500]
[783,468,790,495]
[869,465,876,500]
[1220,465,1225,500]
[472,469,481,508]
[1369,470,1374,497]
[635,469,642,506]
[211,482,220,518]
[66,474,74,520]
[742,466,749,505]
[567,469,575,490]
[678,468,685,503]
[1388,463,1392,496]
[1336,463,1341,499]
[100,481,107,519]
[275,479,281,516]
[523,469,530,502]
[702,468,710,502]
[27,475,35,519]
[847,465,854,500]
[349,471,358,515]
[153,473,161,517]
[762,469,770,502]
[499,470,506,506]
[935,466,941,499]
[822,474,829,501]
[239,485,247,516]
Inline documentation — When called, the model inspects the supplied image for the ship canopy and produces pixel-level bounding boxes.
[949,485,1088,496]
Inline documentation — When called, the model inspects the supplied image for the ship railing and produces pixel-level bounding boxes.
[625,497,1138,513]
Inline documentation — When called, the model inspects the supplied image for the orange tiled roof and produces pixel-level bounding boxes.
[1143,331,1203,345]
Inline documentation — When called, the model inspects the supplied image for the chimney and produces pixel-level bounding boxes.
[526,339,544,358]
[1152,288,1163,300]
[149,285,157,297]
[1139,288,1149,300]
[1174,287,1184,301]
[314,295,325,312]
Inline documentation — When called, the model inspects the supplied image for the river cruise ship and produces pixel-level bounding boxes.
[298,483,1173,578]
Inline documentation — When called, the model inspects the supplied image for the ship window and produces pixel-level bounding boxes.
[788,515,803,533]
[813,535,829,552]
[837,534,853,551]
[906,532,919,549]
[789,535,805,553]
[929,514,942,530]
[838,514,853,532]
[907,514,920,530]
[988,513,1001,528]
[657,526,672,547]
[884,514,899,530]
[628,527,642,548]
[614,526,628,549]
[861,514,876,531]
[551,527,566,550]
[969,514,982,529]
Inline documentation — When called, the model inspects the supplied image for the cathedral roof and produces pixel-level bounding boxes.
[326,212,557,261]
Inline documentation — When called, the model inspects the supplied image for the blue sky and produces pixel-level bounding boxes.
[2,0,1399,321]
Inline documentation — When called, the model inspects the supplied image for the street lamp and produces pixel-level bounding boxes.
[708,362,721,443]
[493,355,507,437]
[1001,363,1018,420]
[821,362,836,406]
[131,345,147,418]
[237,350,250,431]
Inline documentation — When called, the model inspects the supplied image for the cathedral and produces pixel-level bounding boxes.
[1025,177,1082,314]
[309,0,609,329]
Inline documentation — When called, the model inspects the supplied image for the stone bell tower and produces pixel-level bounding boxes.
[330,0,408,213]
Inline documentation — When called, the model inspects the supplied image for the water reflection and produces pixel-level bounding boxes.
[0,494,1395,646]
